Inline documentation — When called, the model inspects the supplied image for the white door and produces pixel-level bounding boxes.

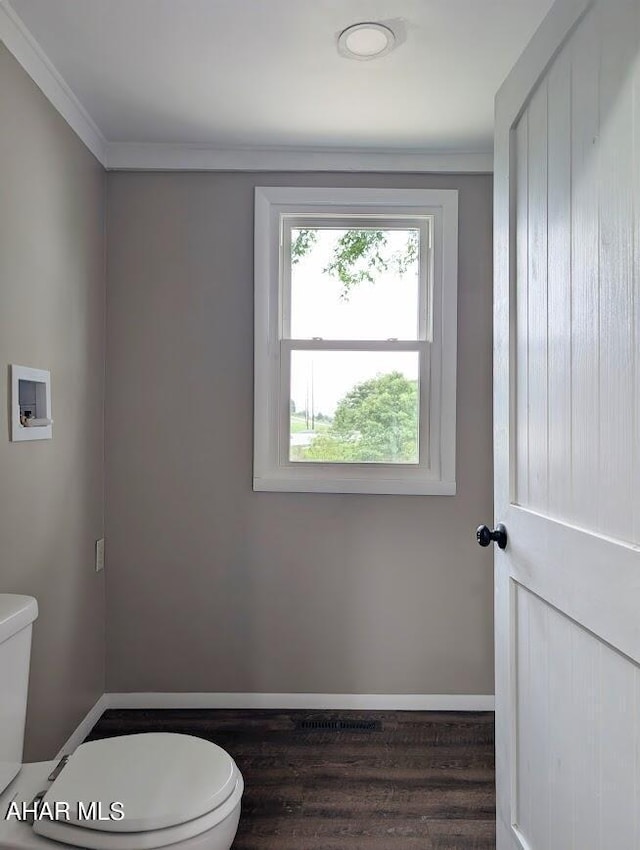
[493,0,640,848]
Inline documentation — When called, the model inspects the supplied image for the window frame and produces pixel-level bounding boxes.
[254,186,458,495]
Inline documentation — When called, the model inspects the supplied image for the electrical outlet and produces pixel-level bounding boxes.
[95,538,105,572]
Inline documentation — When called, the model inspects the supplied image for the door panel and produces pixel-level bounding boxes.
[546,50,572,521]
[513,1,639,543]
[495,0,640,847]
[596,0,635,543]
[569,8,600,532]
[522,81,549,514]
[515,585,640,850]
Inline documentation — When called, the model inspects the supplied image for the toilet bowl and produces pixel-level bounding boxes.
[0,596,243,850]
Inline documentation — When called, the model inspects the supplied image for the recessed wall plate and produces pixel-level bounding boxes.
[10,364,53,441]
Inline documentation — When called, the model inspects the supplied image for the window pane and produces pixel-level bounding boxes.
[289,227,420,340]
[289,351,420,464]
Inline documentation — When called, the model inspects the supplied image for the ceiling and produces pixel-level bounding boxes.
[3,0,554,169]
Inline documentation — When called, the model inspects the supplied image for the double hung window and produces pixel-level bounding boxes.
[254,187,458,495]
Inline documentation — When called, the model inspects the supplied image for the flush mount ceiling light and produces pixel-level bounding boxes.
[337,22,397,61]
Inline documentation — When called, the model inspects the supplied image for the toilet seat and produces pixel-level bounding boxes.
[32,733,242,850]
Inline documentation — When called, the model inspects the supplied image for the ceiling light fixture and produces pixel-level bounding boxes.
[337,22,397,61]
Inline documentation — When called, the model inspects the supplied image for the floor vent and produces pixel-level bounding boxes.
[298,718,380,731]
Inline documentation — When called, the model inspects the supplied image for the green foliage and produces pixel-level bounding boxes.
[397,229,419,273]
[290,413,332,434]
[323,230,388,296]
[291,227,419,300]
[302,434,359,462]
[291,229,318,264]
[303,371,418,463]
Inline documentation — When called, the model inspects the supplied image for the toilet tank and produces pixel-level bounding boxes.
[0,595,38,794]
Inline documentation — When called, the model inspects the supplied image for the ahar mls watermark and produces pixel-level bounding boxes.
[5,800,125,822]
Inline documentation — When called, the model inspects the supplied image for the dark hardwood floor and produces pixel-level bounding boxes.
[87,709,495,850]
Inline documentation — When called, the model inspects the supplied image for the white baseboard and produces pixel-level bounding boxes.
[56,692,495,756]
[106,692,495,712]
[55,694,110,759]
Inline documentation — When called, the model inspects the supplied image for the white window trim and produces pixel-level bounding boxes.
[254,186,458,496]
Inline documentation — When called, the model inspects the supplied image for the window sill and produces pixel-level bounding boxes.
[253,474,457,496]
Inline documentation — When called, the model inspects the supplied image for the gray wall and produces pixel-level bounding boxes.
[106,171,494,696]
[0,45,106,759]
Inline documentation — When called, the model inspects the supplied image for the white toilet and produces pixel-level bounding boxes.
[0,595,243,850]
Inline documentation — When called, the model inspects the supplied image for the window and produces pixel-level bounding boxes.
[254,187,458,495]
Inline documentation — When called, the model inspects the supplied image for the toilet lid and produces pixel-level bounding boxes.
[39,733,237,833]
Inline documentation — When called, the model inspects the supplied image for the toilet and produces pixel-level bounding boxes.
[0,595,243,850]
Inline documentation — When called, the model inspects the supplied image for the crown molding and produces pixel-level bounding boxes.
[1,1,493,175]
[104,142,493,173]
[0,0,107,164]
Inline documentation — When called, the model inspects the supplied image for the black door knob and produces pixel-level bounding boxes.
[476,523,508,550]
